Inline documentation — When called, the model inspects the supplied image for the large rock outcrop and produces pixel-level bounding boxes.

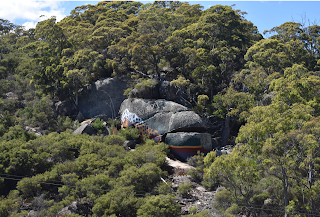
[78,77,129,119]
[55,99,78,118]
[120,99,213,157]
[159,81,176,101]
[120,99,207,134]
[129,81,160,99]
[73,123,97,135]
[144,111,207,134]
[77,77,191,121]
[128,80,192,108]
[120,98,188,120]
[120,99,213,160]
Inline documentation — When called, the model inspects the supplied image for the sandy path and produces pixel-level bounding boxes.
[166,157,195,172]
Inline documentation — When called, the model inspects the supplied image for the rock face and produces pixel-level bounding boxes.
[78,77,191,121]
[5,92,18,99]
[120,99,207,134]
[165,132,212,150]
[25,126,43,137]
[144,111,207,134]
[120,99,188,121]
[129,80,174,100]
[166,132,212,160]
[78,77,129,119]
[55,99,78,118]
[123,140,136,151]
[128,80,192,108]
[159,81,177,101]
[57,201,92,216]
[129,81,160,99]
[76,111,85,123]
[73,124,97,135]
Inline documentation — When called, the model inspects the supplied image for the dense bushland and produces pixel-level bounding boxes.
[1,1,320,216]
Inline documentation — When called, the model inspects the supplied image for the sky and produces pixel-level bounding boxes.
[1,1,320,37]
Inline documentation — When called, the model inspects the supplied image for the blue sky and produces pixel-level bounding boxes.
[2,1,320,38]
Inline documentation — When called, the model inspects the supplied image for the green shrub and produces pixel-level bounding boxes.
[124,79,158,97]
[91,118,105,134]
[225,203,241,217]
[201,176,218,191]
[31,194,54,214]
[156,181,172,194]
[197,94,209,106]
[187,151,205,167]
[193,105,204,114]
[92,187,140,217]
[119,126,139,140]
[0,99,21,115]
[0,111,15,129]
[107,118,121,133]
[124,87,133,96]
[177,182,191,197]
[34,90,42,99]
[2,125,37,141]
[56,116,79,132]
[39,202,64,217]
[106,134,126,146]
[187,151,206,182]
[20,97,55,130]
[0,124,6,137]
[16,177,42,198]
[117,163,165,193]
[0,190,20,216]
[187,168,203,183]
[131,140,169,168]
[22,92,34,101]
[203,151,216,167]
[189,206,198,214]
[213,188,235,212]
[0,202,9,217]
[0,123,171,215]
[137,194,180,217]
[135,79,158,90]
[170,76,190,89]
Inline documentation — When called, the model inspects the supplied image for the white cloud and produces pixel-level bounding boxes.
[0,1,67,29]
[21,21,38,30]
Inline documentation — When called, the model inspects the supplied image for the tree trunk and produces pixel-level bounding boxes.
[308,163,315,217]
[221,111,230,147]
[282,167,289,217]
[75,92,78,107]
[153,55,160,79]
[74,79,79,107]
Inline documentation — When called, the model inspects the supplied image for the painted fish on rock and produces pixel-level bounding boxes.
[121,109,161,143]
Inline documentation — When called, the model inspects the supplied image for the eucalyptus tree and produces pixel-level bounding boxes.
[265,21,320,71]
[207,145,261,217]
[28,17,70,99]
[236,64,320,217]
